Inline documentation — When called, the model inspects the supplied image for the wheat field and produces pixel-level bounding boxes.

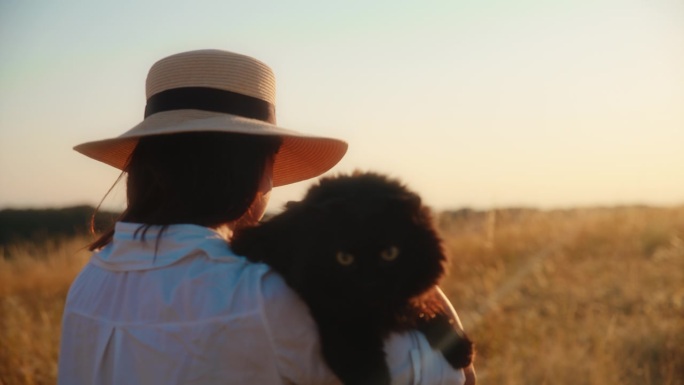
[1,206,683,385]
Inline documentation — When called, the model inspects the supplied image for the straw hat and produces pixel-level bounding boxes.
[74,49,348,186]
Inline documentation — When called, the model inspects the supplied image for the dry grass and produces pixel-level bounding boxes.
[440,206,684,385]
[1,206,683,385]
[0,236,91,385]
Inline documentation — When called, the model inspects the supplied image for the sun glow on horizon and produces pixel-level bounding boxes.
[1,0,683,210]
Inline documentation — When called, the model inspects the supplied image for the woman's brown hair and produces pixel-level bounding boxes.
[90,132,281,251]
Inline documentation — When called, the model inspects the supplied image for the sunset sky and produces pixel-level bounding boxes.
[1,0,682,212]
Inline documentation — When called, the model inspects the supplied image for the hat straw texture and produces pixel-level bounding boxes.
[146,50,277,105]
[74,49,347,186]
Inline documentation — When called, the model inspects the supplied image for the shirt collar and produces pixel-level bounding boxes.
[91,222,241,271]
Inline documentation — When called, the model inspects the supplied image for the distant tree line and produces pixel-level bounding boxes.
[0,205,119,245]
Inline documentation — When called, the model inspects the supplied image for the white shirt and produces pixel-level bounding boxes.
[58,222,464,385]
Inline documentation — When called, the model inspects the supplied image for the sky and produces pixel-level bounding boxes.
[1,0,683,212]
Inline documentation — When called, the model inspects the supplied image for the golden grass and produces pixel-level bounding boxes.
[1,206,683,385]
[440,206,684,384]
[0,237,91,385]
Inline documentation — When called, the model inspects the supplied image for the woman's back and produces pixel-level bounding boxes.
[59,223,338,384]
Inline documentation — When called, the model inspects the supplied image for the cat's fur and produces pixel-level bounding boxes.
[231,172,474,385]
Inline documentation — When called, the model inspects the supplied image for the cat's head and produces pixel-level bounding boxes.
[285,172,448,307]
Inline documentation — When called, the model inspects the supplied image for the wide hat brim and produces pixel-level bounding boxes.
[74,109,348,187]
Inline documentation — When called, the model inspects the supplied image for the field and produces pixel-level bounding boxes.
[1,205,683,385]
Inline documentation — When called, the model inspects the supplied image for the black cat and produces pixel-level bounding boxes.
[231,172,474,385]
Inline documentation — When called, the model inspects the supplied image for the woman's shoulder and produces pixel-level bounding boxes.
[215,254,316,334]
[243,264,340,384]
[255,266,312,322]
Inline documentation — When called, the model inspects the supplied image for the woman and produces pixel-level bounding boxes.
[59,49,476,384]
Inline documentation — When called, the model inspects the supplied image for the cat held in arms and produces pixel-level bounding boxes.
[231,171,474,385]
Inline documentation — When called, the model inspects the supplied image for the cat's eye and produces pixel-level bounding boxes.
[336,251,355,266]
[380,246,400,261]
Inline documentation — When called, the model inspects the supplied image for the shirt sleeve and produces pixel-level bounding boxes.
[385,331,466,385]
[258,269,341,385]
[258,268,465,385]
